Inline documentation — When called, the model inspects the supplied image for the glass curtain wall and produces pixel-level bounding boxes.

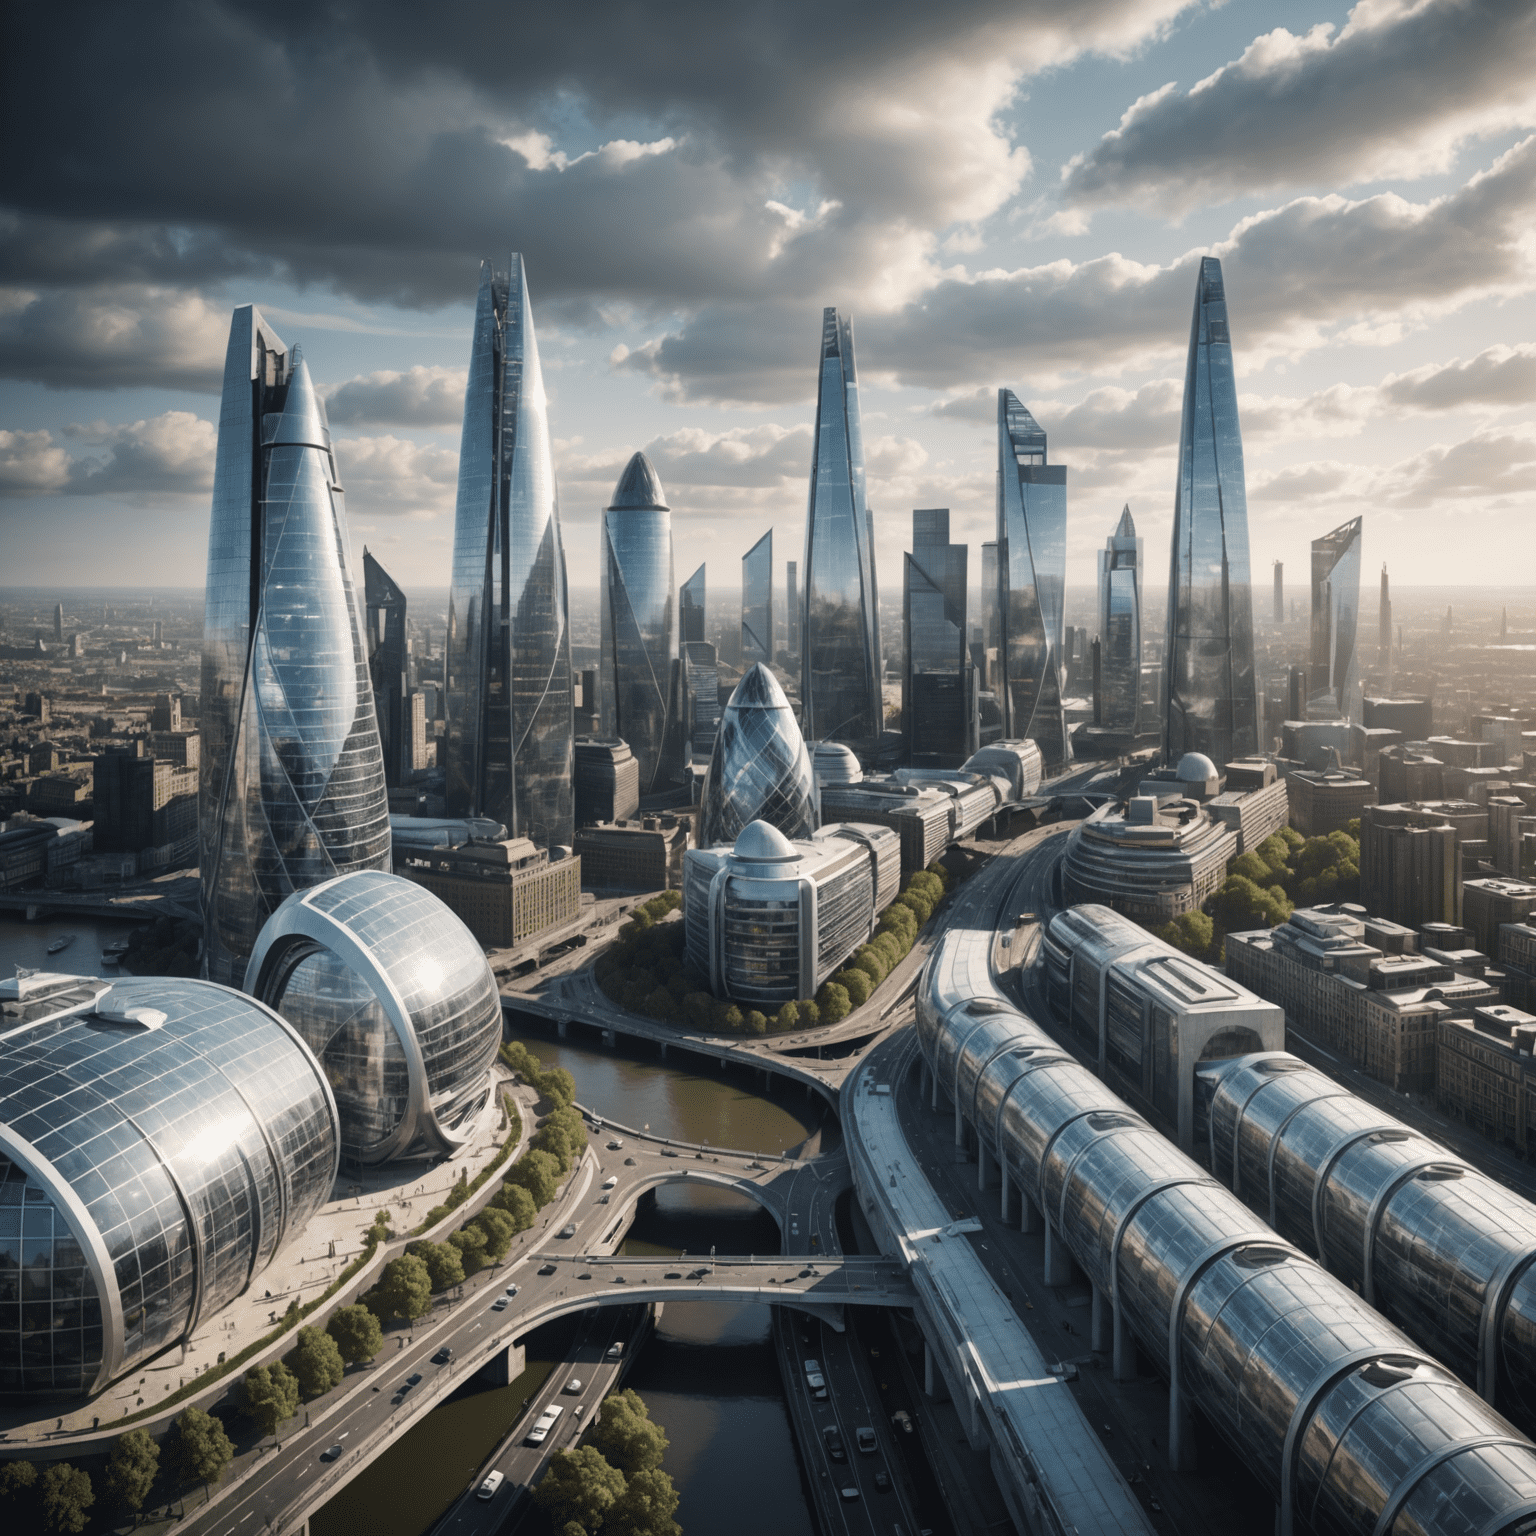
[741,530,773,667]
[1310,515,1363,721]
[364,549,410,784]
[996,390,1070,766]
[1164,256,1257,765]
[200,307,391,987]
[1096,505,1143,733]
[802,308,881,745]
[680,562,706,645]
[444,256,574,850]
[786,560,799,656]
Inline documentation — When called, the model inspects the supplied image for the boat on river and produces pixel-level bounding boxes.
[46,934,77,955]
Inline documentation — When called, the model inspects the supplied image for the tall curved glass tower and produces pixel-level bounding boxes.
[997,390,1070,766]
[680,562,706,645]
[1310,515,1363,721]
[802,308,881,746]
[1164,256,1257,765]
[200,306,391,988]
[742,529,773,666]
[600,451,682,796]
[1096,505,1143,734]
[445,256,573,849]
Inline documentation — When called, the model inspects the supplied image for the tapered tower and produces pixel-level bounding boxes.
[1309,516,1363,721]
[1096,505,1143,735]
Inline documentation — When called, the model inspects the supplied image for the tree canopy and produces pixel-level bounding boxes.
[242,1360,301,1435]
[172,1406,235,1489]
[327,1303,383,1366]
[534,1446,626,1532]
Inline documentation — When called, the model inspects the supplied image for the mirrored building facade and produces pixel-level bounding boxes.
[0,972,338,1396]
[741,530,773,666]
[698,663,816,849]
[246,870,502,1165]
[1096,505,1143,734]
[802,308,881,746]
[903,508,972,767]
[445,256,574,851]
[200,307,391,988]
[680,562,706,646]
[1164,256,1257,765]
[1310,515,1363,721]
[600,452,683,796]
[364,548,413,785]
[996,390,1070,766]
[785,561,799,656]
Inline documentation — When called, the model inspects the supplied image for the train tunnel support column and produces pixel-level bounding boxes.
[930,1065,938,1111]
[953,1097,965,1148]
[924,1341,950,1403]
[556,1020,568,1039]
[475,1340,527,1388]
[1019,1191,1040,1234]
[1044,1223,1073,1287]
[999,1162,1012,1223]
[1092,1284,1109,1354]
[976,1140,991,1192]
[658,1042,667,1061]
[1112,1305,1135,1382]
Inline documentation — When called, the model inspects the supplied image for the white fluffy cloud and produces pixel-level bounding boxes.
[0,412,215,496]
[323,365,468,426]
[334,435,459,518]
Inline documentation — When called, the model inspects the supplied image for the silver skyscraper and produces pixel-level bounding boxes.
[802,308,881,746]
[600,451,683,796]
[1164,256,1257,765]
[1310,515,1363,721]
[200,307,390,986]
[680,561,706,646]
[1096,505,1143,735]
[996,390,1070,766]
[742,529,773,666]
[445,256,573,849]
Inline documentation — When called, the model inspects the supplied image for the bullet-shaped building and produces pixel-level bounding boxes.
[742,529,773,667]
[802,308,881,747]
[1096,505,1143,736]
[1164,257,1257,765]
[996,390,1070,766]
[1309,515,1363,721]
[600,451,683,796]
[200,307,391,986]
[445,256,574,850]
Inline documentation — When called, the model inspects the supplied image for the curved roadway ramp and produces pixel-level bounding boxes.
[846,1035,1152,1536]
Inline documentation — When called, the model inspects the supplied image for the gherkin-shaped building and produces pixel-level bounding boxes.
[698,664,816,848]
[445,256,574,848]
[1164,256,1257,764]
[200,306,391,987]
[600,451,683,795]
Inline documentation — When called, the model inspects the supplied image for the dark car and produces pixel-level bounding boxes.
[320,1444,344,1463]
[874,1470,891,1491]
[823,1427,846,1463]
[432,1347,453,1365]
[664,1271,683,1279]
[538,1262,557,1275]
[661,1147,679,1157]
[405,1373,422,1387]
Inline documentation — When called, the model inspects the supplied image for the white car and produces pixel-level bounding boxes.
[602,1175,618,1189]
[476,1471,504,1501]
[524,1405,564,1446]
[564,1376,584,1394]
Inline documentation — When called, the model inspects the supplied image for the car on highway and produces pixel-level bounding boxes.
[891,1409,913,1435]
[606,1342,624,1359]
[504,1283,519,1296]
[524,1404,564,1446]
[804,1368,826,1392]
[602,1175,618,1189]
[607,1138,624,1149]
[664,1270,682,1279]
[563,1376,584,1394]
[405,1373,422,1388]
[688,1267,709,1279]
[803,1357,822,1379]
[873,1469,891,1491]
[624,1156,637,1165]
[490,1297,508,1312]
[476,1470,504,1501]
[432,1347,453,1365]
[823,1426,846,1462]
[839,1486,861,1501]
[320,1444,343,1462]
[661,1147,679,1157]
[538,1262,557,1275]
[558,1223,577,1238]
[856,1427,877,1454]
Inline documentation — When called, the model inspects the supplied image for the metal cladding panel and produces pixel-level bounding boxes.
[953,1015,1034,1135]
[698,664,815,848]
[974,1044,1057,1153]
[997,1059,1122,1200]
[1164,257,1257,766]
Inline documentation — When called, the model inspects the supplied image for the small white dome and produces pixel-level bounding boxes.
[812,742,863,785]
[1176,752,1219,783]
[731,819,799,863]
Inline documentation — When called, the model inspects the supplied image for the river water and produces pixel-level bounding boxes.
[314,1020,822,1536]
[0,913,143,979]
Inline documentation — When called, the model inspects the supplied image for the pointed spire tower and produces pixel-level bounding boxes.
[1096,502,1143,735]
[1309,515,1363,722]
[1164,256,1257,765]
[445,255,574,847]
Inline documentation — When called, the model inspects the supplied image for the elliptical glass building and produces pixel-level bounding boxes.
[802,308,881,746]
[698,663,816,849]
[445,255,574,850]
[600,451,682,796]
[1310,515,1363,721]
[996,390,1070,766]
[1096,505,1143,734]
[741,530,773,667]
[1164,256,1257,765]
[200,307,391,987]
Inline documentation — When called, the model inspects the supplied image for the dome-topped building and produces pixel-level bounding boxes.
[698,664,816,849]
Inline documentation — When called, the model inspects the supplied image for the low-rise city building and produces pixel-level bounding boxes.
[395,834,581,950]
[573,815,689,893]
[1287,766,1375,837]
[92,750,198,867]
[1463,878,1536,960]
[1436,1004,1536,1150]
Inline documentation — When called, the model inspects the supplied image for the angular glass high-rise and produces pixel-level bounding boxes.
[742,529,773,666]
[1309,515,1363,721]
[1273,561,1284,626]
[996,390,1070,766]
[1096,505,1143,735]
[786,560,799,656]
[600,451,683,796]
[445,255,573,850]
[802,308,881,745]
[680,562,706,645]
[200,306,391,987]
[1379,562,1392,673]
[364,548,411,785]
[698,664,816,848]
[1164,256,1257,765]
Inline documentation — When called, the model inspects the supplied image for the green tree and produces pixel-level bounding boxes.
[104,1428,159,1520]
[895,889,934,924]
[536,1064,577,1107]
[493,1181,538,1233]
[172,1406,235,1491]
[370,1253,433,1322]
[534,1446,626,1532]
[449,1224,489,1276]
[797,999,820,1027]
[588,1389,669,1477]
[507,1149,562,1208]
[743,1010,768,1035]
[242,1360,301,1436]
[0,1460,38,1501]
[286,1325,345,1399]
[1155,911,1215,961]
[605,1466,683,1536]
[501,1039,541,1080]
[816,981,851,1023]
[562,1524,588,1536]
[908,870,944,903]
[406,1239,465,1293]
[852,948,887,985]
[683,991,714,1030]
[38,1463,93,1535]
[327,1303,384,1366]
[771,1000,799,1032]
[533,1118,577,1171]
[1209,875,1292,937]
[470,1205,517,1262]
[832,969,871,1008]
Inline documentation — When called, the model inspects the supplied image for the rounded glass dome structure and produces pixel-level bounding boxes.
[0,973,338,1397]
[699,664,816,849]
[245,871,501,1165]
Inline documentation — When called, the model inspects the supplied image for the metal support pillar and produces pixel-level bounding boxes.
[953,1097,964,1148]
[1169,1394,1199,1473]
[930,1065,939,1111]
[556,1020,567,1039]
[999,1163,1012,1223]
[1092,1284,1109,1353]
[976,1140,990,1192]
[1020,1192,1041,1234]
[1113,1302,1136,1381]
[1044,1222,1073,1287]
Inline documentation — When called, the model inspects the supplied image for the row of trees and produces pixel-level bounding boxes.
[1156,824,1362,964]
[534,1389,681,1536]
[595,863,954,1034]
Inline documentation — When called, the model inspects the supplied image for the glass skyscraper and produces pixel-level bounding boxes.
[802,308,881,746]
[364,548,411,785]
[200,306,391,988]
[785,560,799,656]
[1096,505,1143,734]
[996,390,1070,766]
[600,451,683,796]
[903,508,971,765]
[445,255,574,851]
[742,529,773,666]
[680,562,706,645]
[1164,255,1257,765]
[1310,515,1363,721]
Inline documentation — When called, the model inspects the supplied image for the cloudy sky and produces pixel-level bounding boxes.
[3,0,1534,602]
